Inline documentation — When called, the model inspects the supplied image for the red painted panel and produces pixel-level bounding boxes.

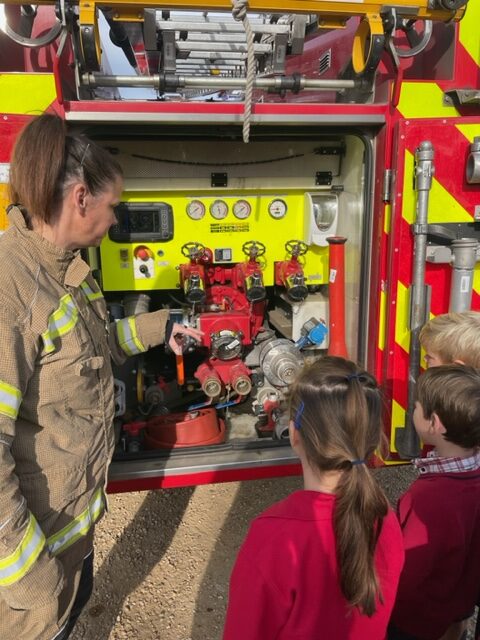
[107,462,303,493]
[0,115,31,162]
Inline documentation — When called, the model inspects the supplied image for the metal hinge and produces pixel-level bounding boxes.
[382,169,392,203]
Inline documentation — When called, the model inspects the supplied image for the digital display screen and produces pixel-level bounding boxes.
[109,203,174,243]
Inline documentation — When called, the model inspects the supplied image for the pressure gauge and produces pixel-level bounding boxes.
[186,200,206,221]
[233,199,252,220]
[210,199,228,220]
[268,199,287,219]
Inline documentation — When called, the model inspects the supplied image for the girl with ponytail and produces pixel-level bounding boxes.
[223,356,404,640]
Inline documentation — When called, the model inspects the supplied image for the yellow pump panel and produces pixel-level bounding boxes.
[100,191,329,291]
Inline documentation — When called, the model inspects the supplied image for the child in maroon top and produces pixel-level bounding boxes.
[223,356,404,640]
[388,364,480,640]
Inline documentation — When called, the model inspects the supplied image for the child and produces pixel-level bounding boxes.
[419,310,480,368]
[420,310,480,640]
[223,356,405,640]
[388,364,480,640]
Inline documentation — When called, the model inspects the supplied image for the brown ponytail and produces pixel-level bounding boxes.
[9,113,122,223]
[289,356,389,616]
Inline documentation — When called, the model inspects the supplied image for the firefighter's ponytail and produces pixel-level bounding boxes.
[9,113,122,223]
[289,356,389,616]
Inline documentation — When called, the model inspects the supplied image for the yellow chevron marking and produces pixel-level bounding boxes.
[390,400,406,453]
[378,289,386,352]
[395,281,410,355]
[474,269,480,297]
[455,124,480,143]
[397,82,459,120]
[384,202,391,235]
[0,74,55,115]
[459,1,480,64]
[402,150,471,225]
[0,185,9,231]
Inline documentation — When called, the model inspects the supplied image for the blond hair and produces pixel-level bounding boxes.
[419,311,480,367]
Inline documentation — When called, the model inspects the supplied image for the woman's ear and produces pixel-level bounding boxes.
[71,183,88,213]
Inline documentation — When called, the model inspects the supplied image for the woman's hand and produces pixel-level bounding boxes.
[168,323,204,356]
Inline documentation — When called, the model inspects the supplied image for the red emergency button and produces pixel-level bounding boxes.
[134,246,152,261]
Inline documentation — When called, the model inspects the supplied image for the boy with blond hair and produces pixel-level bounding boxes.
[419,310,480,368]
[388,364,480,640]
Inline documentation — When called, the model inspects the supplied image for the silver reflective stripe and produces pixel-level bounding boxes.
[80,281,103,302]
[0,380,22,420]
[41,295,79,355]
[116,317,145,356]
[0,512,45,586]
[47,489,104,556]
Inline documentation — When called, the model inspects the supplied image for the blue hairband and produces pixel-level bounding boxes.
[293,400,304,430]
[351,459,366,466]
[346,373,363,381]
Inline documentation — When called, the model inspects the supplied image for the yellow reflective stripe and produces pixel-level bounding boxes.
[0,512,45,586]
[116,317,145,356]
[41,294,78,355]
[0,74,56,115]
[80,281,104,302]
[0,380,22,419]
[459,0,480,65]
[47,489,104,557]
[396,82,459,120]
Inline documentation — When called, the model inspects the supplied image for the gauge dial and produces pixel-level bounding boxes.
[210,200,228,220]
[268,198,287,219]
[233,199,252,220]
[186,200,206,220]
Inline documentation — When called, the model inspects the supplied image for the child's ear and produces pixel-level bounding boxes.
[431,412,447,435]
[289,421,300,449]
[453,358,465,365]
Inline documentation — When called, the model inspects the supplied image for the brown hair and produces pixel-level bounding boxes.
[419,311,480,367]
[9,113,123,223]
[416,364,480,449]
[289,356,389,616]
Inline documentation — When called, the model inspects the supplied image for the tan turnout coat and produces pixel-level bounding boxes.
[0,207,168,639]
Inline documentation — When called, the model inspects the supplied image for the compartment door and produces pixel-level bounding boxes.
[383,117,480,461]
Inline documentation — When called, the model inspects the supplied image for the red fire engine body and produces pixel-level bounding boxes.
[0,0,478,492]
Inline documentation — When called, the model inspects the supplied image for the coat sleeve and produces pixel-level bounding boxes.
[396,487,437,588]
[223,527,291,640]
[0,306,64,609]
[108,309,170,365]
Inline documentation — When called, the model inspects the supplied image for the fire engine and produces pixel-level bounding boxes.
[0,0,477,492]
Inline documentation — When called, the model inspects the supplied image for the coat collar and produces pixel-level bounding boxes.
[8,205,90,287]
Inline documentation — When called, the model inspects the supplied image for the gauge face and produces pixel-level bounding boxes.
[268,198,287,219]
[186,200,206,221]
[233,199,252,220]
[210,199,228,220]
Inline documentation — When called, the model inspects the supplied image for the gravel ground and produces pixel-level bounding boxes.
[70,466,476,640]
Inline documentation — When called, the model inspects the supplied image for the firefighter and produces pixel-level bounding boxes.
[0,113,202,640]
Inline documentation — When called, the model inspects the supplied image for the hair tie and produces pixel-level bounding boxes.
[351,459,366,466]
[293,400,304,430]
[346,373,362,381]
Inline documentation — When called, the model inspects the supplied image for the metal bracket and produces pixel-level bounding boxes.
[444,89,480,107]
[211,173,227,188]
[315,171,333,186]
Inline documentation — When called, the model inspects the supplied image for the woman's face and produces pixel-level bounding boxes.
[80,177,124,247]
